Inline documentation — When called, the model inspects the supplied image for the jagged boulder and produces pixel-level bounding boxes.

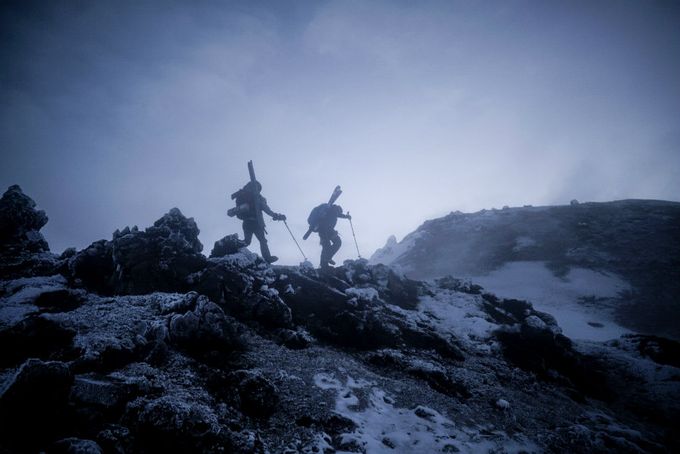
[69,209,208,295]
[0,184,49,254]
[0,185,61,277]
[124,396,225,452]
[210,234,247,258]
[0,359,74,450]
[110,208,207,294]
[168,296,243,355]
[69,240,115,294]
[252,291,293,329]
[230,370,279,418]
[190,259,254,305]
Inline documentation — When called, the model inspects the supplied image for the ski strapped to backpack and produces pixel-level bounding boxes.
[303,185,342,240]
[247,160,266,234]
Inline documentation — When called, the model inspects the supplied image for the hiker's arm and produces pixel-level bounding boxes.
[261,197,286,220]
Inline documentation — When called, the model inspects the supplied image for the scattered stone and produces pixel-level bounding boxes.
[274,328,314,349]
[51,437,103,454]
[168,295,243,354]
[231,370,279,418]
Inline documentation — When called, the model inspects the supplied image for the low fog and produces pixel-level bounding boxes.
[2,0,679,264]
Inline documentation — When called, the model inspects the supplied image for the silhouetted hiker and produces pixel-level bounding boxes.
[304,190,351,268]
[228,179,285,263]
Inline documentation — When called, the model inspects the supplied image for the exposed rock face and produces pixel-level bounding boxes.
[1,186,679,453]
[0,184,49,254]
[0,185,60,278]
[69,208,207,295]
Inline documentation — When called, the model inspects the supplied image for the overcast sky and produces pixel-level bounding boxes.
[2,0,679,265]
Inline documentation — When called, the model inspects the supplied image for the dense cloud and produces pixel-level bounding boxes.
[1,0,679,264]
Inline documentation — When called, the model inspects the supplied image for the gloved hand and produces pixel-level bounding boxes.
[273,213,286,221]
[346,213,352,220]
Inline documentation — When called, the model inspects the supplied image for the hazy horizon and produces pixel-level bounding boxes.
[2,0,679,264]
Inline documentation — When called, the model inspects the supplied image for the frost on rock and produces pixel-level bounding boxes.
[1,186,678,453]
[313,371,538,453]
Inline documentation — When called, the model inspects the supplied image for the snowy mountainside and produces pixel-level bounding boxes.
[371,200,680,340]
[1,185,680,453]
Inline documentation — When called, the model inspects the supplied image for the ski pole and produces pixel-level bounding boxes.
[347,212,362,259]
[283,220,308,261]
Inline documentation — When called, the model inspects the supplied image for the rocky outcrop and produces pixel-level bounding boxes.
[69,208,207,295]
[0,185,49,254]
[168,295,244,356]
[1,185,678,453]
[210,234,246,258]
[0,185,60,278]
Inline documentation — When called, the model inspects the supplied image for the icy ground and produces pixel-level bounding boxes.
[469,261,632,341]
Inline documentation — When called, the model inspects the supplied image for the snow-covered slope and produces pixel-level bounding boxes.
[371,200,680,340]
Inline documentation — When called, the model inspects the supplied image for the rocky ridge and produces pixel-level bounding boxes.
[370,200,680,339]
[1,185,679,453]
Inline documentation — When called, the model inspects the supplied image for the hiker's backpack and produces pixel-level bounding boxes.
[230,189,254,220]
[307,204,329,231]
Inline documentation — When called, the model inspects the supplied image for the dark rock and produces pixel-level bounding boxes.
[110,208,207,294]
[190,261,252,305]
[622,334,680,368]
[70,374,137,413]
[274,328,314,349]
[60,247,77,259]
[168,295,243,354]
[435,275,483,294]
[495,315,610,401]
[367,350,469,398]
[0,359,74,450]
[124,396,224,452]
[96,424,132,454]
[34,288,83,313]
[51,437,103,454]
[210,234,247,258]
[0,315,77,367]
[0,184,49,254]
[231,370,279,418]
[252,293,293,329]
[69,240,115,294]
[157,291,200,315]
[69,208,207,295]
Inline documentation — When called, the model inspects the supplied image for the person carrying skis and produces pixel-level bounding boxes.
[304,187,351,269]
[316,204,351,268]
[228,179,285,263]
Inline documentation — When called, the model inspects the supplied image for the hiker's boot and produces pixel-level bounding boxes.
[261,242,278,264]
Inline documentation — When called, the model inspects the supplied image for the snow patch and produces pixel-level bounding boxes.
[313,372,538,453]
[471,261,633,341]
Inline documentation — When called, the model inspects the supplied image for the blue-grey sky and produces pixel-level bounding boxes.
[2,0,679,265]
